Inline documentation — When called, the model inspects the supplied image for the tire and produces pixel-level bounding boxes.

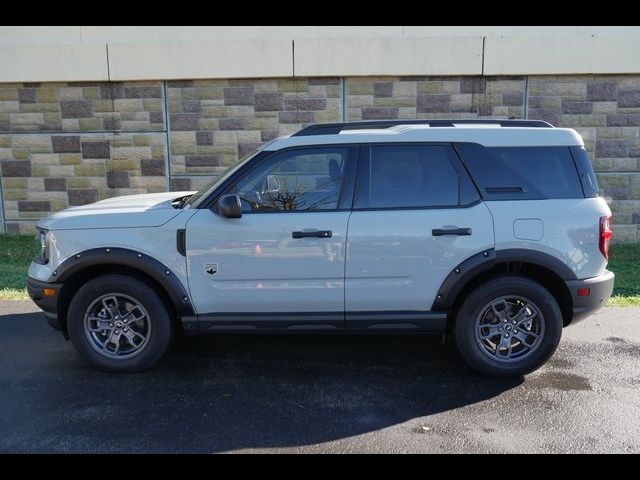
[454,276,562,378]
[67,274,173,372]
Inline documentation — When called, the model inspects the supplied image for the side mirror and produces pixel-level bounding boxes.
[216,194,242,218]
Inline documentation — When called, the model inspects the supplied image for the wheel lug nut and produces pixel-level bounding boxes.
[514,329,518,334]
[124,328,128,332]
[512,321,516,324]
[109,323,113,327]
[505,334,510,338]
[115,316,119,319]
[123,320,128,324]
[115,330,120,334]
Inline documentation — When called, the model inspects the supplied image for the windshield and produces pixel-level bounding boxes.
[185,150,262,208]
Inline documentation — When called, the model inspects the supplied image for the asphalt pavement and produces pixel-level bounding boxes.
[1,300,639,453]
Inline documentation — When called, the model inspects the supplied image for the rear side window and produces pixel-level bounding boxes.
[354,144,478,209]
[455,143,584,200]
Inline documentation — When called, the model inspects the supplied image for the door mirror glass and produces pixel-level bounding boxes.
[216,194,242,218]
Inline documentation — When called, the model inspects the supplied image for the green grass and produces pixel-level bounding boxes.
[0,234,38,300]
[607,295,640,307]
[606,244,640,306]
[0,234,639,305]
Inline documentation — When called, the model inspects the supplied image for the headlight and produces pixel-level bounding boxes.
[35,228,50,264]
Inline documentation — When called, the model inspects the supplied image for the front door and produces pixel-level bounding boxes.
[345,144,494,329]
[186,146,357,328]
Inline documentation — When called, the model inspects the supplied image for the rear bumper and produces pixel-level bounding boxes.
[27,276,65,334]
[565,270,615,324]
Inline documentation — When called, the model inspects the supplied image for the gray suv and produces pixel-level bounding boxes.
[28,119,614,377]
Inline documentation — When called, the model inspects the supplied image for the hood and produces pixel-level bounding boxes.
[39,191,197,230]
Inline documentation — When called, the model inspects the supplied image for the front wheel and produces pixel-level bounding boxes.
[454,276,563,378]
[67,274,173,372]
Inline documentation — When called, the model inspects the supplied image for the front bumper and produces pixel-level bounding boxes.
[565,270,615,324]
[27,276,65,334]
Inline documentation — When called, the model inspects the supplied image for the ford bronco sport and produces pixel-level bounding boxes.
[27,119,615,377]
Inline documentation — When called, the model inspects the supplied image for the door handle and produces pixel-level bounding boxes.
[292,230,333,239]
[432,228,472,236]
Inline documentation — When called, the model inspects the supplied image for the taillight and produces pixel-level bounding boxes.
[599,215,613,260]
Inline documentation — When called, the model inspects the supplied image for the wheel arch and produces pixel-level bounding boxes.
[52,248,195,336]
[434,249,575,327]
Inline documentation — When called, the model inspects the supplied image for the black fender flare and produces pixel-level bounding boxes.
[49,247,195,316]
[431,248,577,311]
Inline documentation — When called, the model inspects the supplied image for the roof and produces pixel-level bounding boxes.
[263,120,584,150]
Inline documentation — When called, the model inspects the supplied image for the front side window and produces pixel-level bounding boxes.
[186,150,262,208]
[354,145,462,209]
[230,147,349,212]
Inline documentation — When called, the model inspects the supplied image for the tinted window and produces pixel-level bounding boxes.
[570,146,599,198]
[455,144,584,200]
[231,147,348,212]
[354,145,460,209]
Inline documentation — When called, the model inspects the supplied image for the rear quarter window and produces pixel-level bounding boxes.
[569,146,599,198]
[454,143,585,200]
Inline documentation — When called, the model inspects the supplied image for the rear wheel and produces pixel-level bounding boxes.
[454,276,562,377]
[67,274,173,372]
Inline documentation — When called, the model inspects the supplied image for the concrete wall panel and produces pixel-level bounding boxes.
[485,36,640,75]
[0,44,108,83]
[295,37,483,77]
[108,39,293,81]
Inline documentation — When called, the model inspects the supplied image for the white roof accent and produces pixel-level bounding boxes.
[264,126,584,150]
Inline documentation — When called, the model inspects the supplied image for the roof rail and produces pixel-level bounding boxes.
[292,119,554,136]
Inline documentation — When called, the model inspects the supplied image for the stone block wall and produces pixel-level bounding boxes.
[346,76,524,120]
[0,75,639,242]
[0,80,169,232]
[0,132,167,224]
[166,78,341,191]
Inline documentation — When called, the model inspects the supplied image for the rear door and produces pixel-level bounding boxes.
[345,143,494,329]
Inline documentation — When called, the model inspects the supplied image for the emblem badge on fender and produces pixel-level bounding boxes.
[204,263,218,275]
